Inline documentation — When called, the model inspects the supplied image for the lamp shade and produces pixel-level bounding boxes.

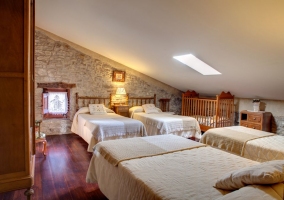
[116,88,126,95]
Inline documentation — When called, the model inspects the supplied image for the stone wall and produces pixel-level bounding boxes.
[35,28,284,135]
[34,28,183,135]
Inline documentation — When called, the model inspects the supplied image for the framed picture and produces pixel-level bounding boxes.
[112,71,125,82]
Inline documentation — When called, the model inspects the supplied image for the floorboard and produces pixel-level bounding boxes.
[0,134,108,200]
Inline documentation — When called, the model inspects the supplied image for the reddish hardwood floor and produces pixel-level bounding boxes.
[0,134,108,200]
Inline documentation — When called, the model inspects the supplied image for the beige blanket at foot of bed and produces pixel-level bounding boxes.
[216,183,284,200]
[95,134,206,166]
[201,126,274,155]
[243,135,284,162]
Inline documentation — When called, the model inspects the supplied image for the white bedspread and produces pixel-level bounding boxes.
[86,135,284,200]
[132,112,201,139]
[71,113,146,152]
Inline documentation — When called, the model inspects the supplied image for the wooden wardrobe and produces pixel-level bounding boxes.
[0,0,35,199]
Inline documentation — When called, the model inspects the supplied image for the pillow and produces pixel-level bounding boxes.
[104,106,115,113]
[142,104,159,114]
[156,108,163,113]
[89,104,107,115]
[76,107,90,114]
[215,160,284,190]
[129,106,144,118]
[129,106,144,113]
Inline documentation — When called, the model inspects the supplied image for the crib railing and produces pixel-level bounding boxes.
[182,91,234,131]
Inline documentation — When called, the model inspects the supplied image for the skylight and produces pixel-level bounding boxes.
[173,54,221,75]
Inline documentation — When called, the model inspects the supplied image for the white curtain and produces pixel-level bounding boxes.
[48,92,68,115]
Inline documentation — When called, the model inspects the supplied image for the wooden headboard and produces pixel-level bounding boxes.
[128,94,156,107]
[75,93,111,111]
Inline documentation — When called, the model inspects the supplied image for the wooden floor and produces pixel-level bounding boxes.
[0,134,108,200]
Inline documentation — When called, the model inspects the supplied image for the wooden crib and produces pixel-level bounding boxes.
[182,90,235,132]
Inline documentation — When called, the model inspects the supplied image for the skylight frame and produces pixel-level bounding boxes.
[173,54,221,75]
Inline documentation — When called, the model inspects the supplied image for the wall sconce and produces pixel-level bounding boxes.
[115,88,126,105]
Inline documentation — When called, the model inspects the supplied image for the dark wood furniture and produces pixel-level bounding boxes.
[240,110,272,132]
[159,98,170,112]
[113,105,130,117]
[0,0,35,199]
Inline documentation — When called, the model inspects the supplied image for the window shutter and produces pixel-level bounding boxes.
[42,93,48,114]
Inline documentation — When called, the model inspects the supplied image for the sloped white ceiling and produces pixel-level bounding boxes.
[35,0,284,100]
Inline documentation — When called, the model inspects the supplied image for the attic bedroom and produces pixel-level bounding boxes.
[1,0,284,199]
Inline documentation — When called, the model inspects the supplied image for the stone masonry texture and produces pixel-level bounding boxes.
[35,28,182,135]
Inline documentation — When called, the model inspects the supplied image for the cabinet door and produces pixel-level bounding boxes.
[30,0,35,155]
[0,0,34,193]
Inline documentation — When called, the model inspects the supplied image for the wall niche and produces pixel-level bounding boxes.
[37,82,76,135]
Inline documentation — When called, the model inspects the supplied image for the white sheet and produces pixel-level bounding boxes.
[86,135,284,200]
[71,112,146,152]
[132,112,201,139]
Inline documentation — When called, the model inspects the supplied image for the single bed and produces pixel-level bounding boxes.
[201,126,284,162]
[86,134,284,200]
[181,90,235,132]
[128,94,201,139]
[71,93,146,152]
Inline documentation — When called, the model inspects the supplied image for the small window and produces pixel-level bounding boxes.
[42,88,70,118]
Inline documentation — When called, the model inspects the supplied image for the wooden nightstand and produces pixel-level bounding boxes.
[113,105,129,117]
[239,110,272,132]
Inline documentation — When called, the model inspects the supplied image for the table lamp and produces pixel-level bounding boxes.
[116,88,126,105]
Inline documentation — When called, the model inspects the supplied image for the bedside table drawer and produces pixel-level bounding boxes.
[248,115,261,123]
[240,122,261,130]
[248,123,261,130]
[117,106,129,112]
[113,105,130,117]
[240,121,249,128]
